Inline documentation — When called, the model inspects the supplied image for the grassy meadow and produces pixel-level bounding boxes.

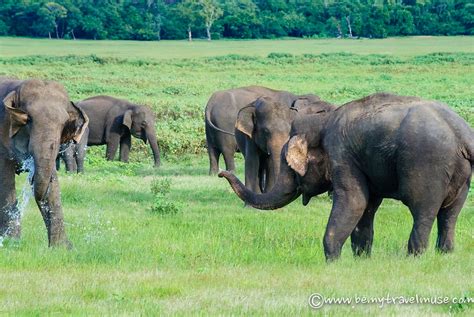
[0,36,473,315]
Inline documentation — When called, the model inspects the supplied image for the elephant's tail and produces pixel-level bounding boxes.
[205,98,235,136]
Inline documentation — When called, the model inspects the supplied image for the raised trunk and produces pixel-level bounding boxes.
[146,126,161,167]
[219,159,300,210]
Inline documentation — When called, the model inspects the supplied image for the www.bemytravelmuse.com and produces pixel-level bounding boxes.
[308,293,473,309]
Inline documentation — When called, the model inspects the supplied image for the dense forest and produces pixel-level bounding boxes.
[0,0,472,40]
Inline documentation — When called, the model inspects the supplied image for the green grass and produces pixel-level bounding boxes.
[0,37,473,315]
[1,36,474,59]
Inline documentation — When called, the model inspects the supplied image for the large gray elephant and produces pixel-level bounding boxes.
[0,77,88,247]
[235,96,336,193]
[77,96,161,167]
[205,86,320,175]
[220,93,473,261]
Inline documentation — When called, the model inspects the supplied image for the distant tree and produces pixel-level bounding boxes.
[198,0,222,40]
[40,2,67,39]
[177,0,200,41]
[220,0,259,38]
[388,5,415,35]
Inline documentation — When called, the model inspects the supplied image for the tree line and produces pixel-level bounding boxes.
[0,0,472,41]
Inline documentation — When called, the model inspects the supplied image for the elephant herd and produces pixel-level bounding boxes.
[0,77,160,247]
[207,86,473,261]
[0,76,472,262]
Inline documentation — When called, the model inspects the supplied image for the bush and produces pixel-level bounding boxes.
[150,178,179,215]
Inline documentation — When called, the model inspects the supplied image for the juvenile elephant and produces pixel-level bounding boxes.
[205,86,320,175]
[77,96,161,167]
[57,127,89,173]
[220,93,473,261]
[235,96,335,193]
[0,77,88,247]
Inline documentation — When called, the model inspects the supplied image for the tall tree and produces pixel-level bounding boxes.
[42,2,67,39]
[177,0,200,41]
[199,0,223,40]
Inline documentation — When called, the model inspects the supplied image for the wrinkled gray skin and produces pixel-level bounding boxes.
[57,127,89,173]
[205,86,320,175]
[220,93,473,261]
[77,96,161,167]
[235,96,336,193]
[0,77,88,247]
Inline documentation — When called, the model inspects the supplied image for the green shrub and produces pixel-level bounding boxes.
[150,178,179,215]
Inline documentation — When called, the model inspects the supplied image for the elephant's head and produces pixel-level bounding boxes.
[122,105,161,167]
[235,96,335,192]
[236,97,295,191]
[3,79,88,201]
[220,112,333,209]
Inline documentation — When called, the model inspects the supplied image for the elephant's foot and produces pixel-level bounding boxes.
[49,236,73,249]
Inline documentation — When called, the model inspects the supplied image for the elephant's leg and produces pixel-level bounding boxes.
[406,202,440,256]
[119,133,131,163]
[222,149,236,173]
[323,167,369,261]
[219,135,236,173]
[207,145,220,176]
[0,158,20,238]
[436,182,469,253]
[206,127,220,175]
[106,133,121,161]
[63,145,77,173]
[350,197,382,257]
[76,144,87,173]
[35,169,70,248]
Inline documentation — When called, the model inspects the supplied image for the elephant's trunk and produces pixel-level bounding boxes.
[32,141,58,202]
[146,126,161,167]
[219,157,300,210]
[30,134,69,247]
[265,148,283,192]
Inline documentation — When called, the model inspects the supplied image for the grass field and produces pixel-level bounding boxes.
[0,36,473,315]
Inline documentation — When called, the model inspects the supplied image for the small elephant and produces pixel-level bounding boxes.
[220,92,473,261]
[77,96,161,167]
[235,96,335,193]
[205,86,320,175]
[57,127,89,173]
[0,77,88,247]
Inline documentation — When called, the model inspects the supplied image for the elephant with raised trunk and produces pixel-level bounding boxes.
[76,96,161,167]
[235,96,335,193]
[0,77,88,247]
[205,86,320,175]
[220,93,473,261]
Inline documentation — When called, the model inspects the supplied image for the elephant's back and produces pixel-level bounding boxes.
[77,96,118,145]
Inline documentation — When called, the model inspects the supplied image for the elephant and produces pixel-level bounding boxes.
[77,95,161,167]
[205,86,321,175]
[219,92,473,261]
[0,77,88,247]
[57,127,89,173]
[235,96,336,193]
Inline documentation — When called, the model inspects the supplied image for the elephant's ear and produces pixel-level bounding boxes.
[291,98,309,110]
[286,135,308,176]
[62,101,89,144]
[235,106,256,138]
[123,110,133,130]
[3,91,28,138]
